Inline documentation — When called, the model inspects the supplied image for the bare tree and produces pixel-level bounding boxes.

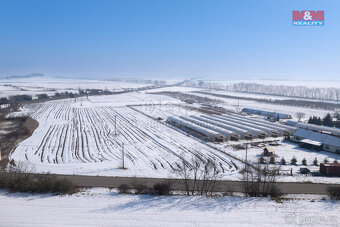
[175,156,222,196]
[296,112,306,122]
[242,162,281,198]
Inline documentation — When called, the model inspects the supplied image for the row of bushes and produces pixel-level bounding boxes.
[260,156,338,166]
[118,182,171,195]
[0,173,77,195]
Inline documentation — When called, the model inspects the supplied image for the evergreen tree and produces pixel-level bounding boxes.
[316,117,322,125]
[291,156,297,165]
[322,113,333,127]
[334,159,339,164]
[308,116,313,124]
[269,156,275,164]
[324,158,329,163]
[281,157,286,165]
[302,158,307,166]
[313,157,318,166]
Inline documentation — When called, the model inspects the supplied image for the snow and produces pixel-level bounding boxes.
[187,91,330,120]
[0,188,339,226]
[0,77,153,98]
[196,79,340,88]
[210,141,340,184]
[10,93,241,179]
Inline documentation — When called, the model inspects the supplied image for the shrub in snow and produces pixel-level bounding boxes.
[280,157,286,165]
[134,184,149,194]
[291,157,297,165]
[327,187,340,200]
[153,182,171,195]
[269,156,275,164]
[118,184,129,194]
[324,158,329,163]
[302,158,307,166]
[334,159,339,164]
[313,158,318,166]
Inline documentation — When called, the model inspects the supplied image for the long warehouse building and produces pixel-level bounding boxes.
[179,116,239,141]
[225,113,295,136]
[203,115,267,138]
[215,114,279,137]
[166,116,224,142]
[230,114,296,133]
[191,115,253,139]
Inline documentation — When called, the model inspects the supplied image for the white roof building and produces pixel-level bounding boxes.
[166,116,224,142]
[293,128,340,154]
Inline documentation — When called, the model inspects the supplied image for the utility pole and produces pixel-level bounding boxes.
[114,115,117,135]
[122,142,125,169]
[245,143,248,195]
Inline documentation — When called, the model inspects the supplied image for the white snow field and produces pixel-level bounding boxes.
[10,92,241,178]
[0,188,339,227]
[0,77,153,98]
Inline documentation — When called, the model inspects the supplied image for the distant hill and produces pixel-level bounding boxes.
[5,73,44,79]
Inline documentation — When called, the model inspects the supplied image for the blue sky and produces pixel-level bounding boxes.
[0,0,339,79]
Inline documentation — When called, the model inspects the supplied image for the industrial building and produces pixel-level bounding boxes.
[320,163,340,177]
[292,128,340,154]
[242,108,292,119]
[205,115,267,138]
[166,116,224,142]
[166,112,296,142]
[179,116,239,141]
[191,115,253,139]
[286,121,340,137]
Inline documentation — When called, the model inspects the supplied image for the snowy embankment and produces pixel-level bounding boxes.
[0,188,339,226]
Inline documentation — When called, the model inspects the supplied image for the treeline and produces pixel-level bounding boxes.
[193,91,340,111]
[186,81,340,101]
[308,113,340,128]
[0,86,152,111]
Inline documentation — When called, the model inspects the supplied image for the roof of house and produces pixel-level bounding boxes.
[293,128,340,148]
[321,163,340,167]
[264,146,275,153]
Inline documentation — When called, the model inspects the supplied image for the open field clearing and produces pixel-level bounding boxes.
[0,77,154,98]
[183,91,330,120]
[1,188,339,227]
[9,93,241,178]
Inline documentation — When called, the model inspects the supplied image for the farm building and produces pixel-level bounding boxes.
[179,116,239,141]
[320,163,340,177]
[203,115,267,138]
[242,108,292,119]
[216,115,278,137]
[292,128,340,154]
[191,115,253,139]
[286,121,340,137]
[166,116,224,142]
[228,114,296,136]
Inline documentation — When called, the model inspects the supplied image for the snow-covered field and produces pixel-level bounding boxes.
[186,91,330,120]
[10,92,241,179]
[0,77,153,98]
[196,79,340,88]
[1,188,339,227]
